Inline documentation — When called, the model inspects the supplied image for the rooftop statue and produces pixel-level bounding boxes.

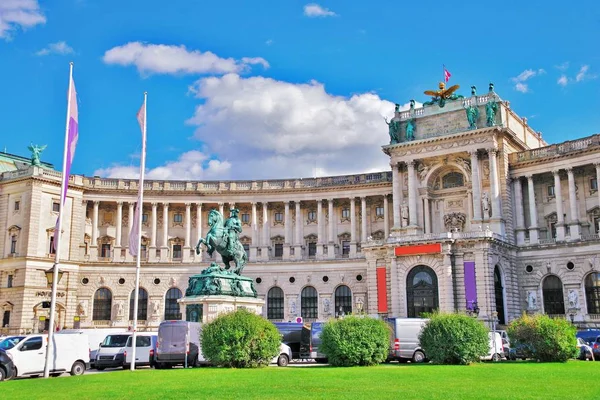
[463,103,479,130]
[423,82,464,108]
[486,100,498,127]
[28,143,47,167]
[385,117,401,144]
[196,208,247,275]
[405,118,416,141]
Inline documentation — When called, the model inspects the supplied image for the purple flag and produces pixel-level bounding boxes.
[464,262,477,310]
[129,100,146,256]
[53,76,78,250]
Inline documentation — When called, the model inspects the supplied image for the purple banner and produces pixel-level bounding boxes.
[464,261,477,310]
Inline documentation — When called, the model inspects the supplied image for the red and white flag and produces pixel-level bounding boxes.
[444,66,452,82]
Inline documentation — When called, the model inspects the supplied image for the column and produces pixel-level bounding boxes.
[526,175,539,244]
[567,167,581,239]
[513,178,526,245]
[115,201,123,249]
[316,200,324,258]
[360,196,367,242]
[294,202,302,259]
[250,202,258,262]
[596,164,600,222]
[391,163,401,228]
[261,202,269,261]
[91,201,99,245]
[350,197,357,257]
[383,195,390,240]
[283,201,291,260]
[327,198,335,259]
[488,149,501,219]
[150,202,158,261]
[470,150,482,221]
[407,161,418,227]
[552,170,565,241]
[184,203,191,262]
[127,203,134,248]
[161,203,169,261]
[424,197,431,234]
[196,203,203,261]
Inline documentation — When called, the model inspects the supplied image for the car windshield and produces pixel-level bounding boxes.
[0,336,25,350]
[101,335,130,348]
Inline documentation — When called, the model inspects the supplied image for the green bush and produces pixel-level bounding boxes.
[419,313,489,365]
[507,313,578,362]
[320,316,390,367]
[201,309,281,368]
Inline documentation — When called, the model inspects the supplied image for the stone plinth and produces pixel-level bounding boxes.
[178,295,264,324]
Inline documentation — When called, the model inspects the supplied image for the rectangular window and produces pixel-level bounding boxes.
[7,275,13,288]
[101,243,111,258]
[243,243,250,257]
[591,178,598,191]
[14,201,20,211]
[342,241,350,255]
[49,236,56,254]
[173,213,183,223]
[274,243,283,258]
[550,222,557,239]
[173,244,182,259]
[142,213,148,223]
[274,212,283,222]
[307,211,316,222]
[10,236,17,254]
[308,242,316,257]
[140,244,147,259]
[241,213,250,224]
[52,202,60,212]
[547,185,555,197]
[376,206,384,217]
[342,208,350,219]
[2,310,9,327]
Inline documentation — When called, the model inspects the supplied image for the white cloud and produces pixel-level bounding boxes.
[265,39,274,46]
[35,41,74,56]
[94,150,231,181]
[303,3,337,17]
[0,0,46,39]
[103,42,269,76]
[557,75,568,87]
[575,65,596,82]
[511,68,545,93]
[184,73,416,179]
[555,62,569,71]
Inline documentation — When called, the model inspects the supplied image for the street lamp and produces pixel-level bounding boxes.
[44,265,64,288]
[569,311,576,325]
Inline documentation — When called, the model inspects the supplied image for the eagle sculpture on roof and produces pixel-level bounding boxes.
[423,82,464,108]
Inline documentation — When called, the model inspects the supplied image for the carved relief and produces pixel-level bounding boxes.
[446,199,463,209]
[444,212,466,232]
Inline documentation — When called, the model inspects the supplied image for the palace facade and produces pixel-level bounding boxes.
[1,85,600,334]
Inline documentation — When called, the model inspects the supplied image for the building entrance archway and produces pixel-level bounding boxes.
[406,265,439,318]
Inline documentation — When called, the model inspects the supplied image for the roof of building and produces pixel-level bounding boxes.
[0,151,54,172]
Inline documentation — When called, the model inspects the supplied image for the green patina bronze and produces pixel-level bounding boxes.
[28,143,47,167]
[405,118,416,141]
[188,208,257,297]
[385,117,401,144]
[486,100,498,127]
[464,104,479,130]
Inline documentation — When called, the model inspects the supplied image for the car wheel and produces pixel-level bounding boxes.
[492,353,501,362]
[277,354,289,367]
[70,361,86,376]
[0,366,6,381]
[412,350,426,363]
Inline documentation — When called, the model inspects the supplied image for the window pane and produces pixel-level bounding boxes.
[241,213,250,223]
[335,285,352,316]
[274,244,283,257]
[129,288,148,320]
[442,172,464,189]
[267,287,284,320]
[173,244,182,259]
[93,288,112,320]
[164,288,182,320]
[301,286,318,319]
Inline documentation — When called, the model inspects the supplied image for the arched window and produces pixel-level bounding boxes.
[407,266,438,318]
[494,266,506,324]
[543,275,565,315]
[585,272,600,314]
[164,288,182,320]
[442,172,464,189]
[267,287,284,320]
[93,288,112,321]
[129,288,148,321]
[301,286,318,320]
[335,285,352,317]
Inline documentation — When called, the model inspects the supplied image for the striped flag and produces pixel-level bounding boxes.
[443,65,452,83]
[129,98,147,256]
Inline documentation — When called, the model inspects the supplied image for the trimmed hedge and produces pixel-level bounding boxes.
[507,313,578,362]
[201,309,281,368]
[419,313,489,365]
[320,316,390,367]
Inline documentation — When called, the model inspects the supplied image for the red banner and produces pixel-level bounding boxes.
[376,267,388,313]
[394,243,442,257]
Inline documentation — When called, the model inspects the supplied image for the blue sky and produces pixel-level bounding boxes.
[1,0,599,180]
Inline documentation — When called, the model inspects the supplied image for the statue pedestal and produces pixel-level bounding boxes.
[178,295,265,324]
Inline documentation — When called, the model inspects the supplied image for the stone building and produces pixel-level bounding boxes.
[1,83,599,334]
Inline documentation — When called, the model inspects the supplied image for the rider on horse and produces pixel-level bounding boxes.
[224,208,242,255]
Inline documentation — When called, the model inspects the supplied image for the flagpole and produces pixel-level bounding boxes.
[131,92,147,371]
[44,62,74,379]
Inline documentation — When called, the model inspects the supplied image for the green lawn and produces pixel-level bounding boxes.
[2,362,598,399]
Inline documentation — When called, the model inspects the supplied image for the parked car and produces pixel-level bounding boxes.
[299,322,327,363]
[0,350,15,381]
[0,336,25,352]
[508,343,534,360]
[576,330,600,360]
[58,328,126,369]
[385,317,428,363]
[95,332,131,370]
[576,337,594,361]
[272,343,292,367]
[155,321,204,368]
[123,333,158,369]
[481,332,504,361]
[273,322,303,359]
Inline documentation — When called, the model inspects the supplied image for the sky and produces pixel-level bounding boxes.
[1,1,599,181]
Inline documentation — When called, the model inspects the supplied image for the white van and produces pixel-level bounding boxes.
[124,333,158,369]
[58,328,125,368]
[481,332,504,361]
[386,317,429,363]
[6,334,89,378]
[95,332,131,370]
[156,321,204,368]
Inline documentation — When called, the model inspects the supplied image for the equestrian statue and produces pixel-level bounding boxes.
[195,208,248,275]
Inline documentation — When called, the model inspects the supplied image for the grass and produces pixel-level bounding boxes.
[2,362,599,399]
